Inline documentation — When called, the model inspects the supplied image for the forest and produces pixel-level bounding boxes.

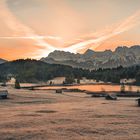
[0,59,139,85]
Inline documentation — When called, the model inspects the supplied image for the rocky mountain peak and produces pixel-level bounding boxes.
[41,45,140,69]
[84,49,95,56]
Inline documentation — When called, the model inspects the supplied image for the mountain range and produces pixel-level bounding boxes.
[41,45,140,69]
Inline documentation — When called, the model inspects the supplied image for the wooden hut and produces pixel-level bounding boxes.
[56,89,62,94]
[136,98,140,107]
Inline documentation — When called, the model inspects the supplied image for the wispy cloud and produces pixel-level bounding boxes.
[0,0,62,52]
[0,36,62,40]
[0,0,140,58]
[64,10,140,53]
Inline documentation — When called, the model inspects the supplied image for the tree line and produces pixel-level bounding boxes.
[0,59,139,85]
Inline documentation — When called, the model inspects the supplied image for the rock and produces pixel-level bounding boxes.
[105,94,117,100]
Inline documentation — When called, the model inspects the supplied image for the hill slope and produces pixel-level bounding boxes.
[0,59,86,83]
[0,59,139,85]
[0,58,7,64]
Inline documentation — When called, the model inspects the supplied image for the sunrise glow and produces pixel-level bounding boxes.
[0,0,140,60]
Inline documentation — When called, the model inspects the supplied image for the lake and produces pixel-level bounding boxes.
[36,84,140,92]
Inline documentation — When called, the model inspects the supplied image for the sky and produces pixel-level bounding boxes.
[0,0,140,60]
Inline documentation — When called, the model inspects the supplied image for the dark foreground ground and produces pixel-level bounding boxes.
[0,87,140,140]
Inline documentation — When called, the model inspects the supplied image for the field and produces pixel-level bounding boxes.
[0,87,140,140]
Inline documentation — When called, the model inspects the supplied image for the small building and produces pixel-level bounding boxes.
[7,77,16,85]
[47,77,65,85]
[0,90,8,99]
[136,98,140,107]
[120,78,136,84]
[56,89,62,94]
[80,77,97,84]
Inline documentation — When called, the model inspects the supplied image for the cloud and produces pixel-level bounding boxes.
[0,0,140,59]
[0,0,62,53]
[64,10,140,53]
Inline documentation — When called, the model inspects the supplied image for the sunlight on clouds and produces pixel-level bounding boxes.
[0,0,140,60]
[63,10,140,53]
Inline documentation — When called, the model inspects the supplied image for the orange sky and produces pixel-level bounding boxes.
[0,0,140,60]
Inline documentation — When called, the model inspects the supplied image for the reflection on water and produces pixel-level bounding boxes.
[37,84,140,92]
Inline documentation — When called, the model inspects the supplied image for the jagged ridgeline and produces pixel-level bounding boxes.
[41,45,140,69]
[0,59,140,85]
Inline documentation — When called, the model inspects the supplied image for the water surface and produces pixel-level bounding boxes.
[36,84,140,92]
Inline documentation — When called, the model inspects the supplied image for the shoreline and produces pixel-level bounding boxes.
[21,82,140,89]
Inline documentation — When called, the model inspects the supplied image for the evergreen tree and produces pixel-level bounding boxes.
[120,84,125,93]
[77,78,80,84]
[15,79,21,89]
[65,75,75,84]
